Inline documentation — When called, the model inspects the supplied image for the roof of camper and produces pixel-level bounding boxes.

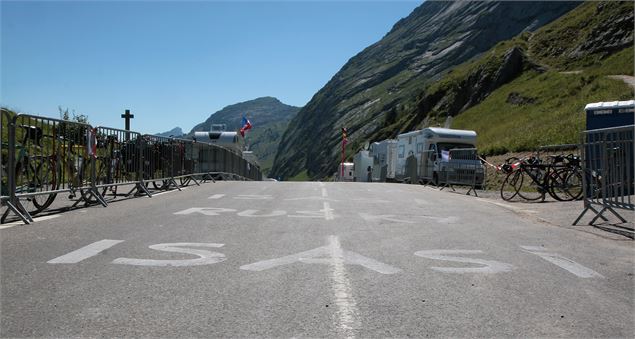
[398,127,477,138]
[425,127,477,138]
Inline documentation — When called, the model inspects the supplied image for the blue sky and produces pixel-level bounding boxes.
[1,0,422,134]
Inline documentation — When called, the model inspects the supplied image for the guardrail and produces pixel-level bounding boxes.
[1,112,263,224]
[574,125,634,226]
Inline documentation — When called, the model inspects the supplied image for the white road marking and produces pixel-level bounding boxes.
[359,213,415,224]
[323,202,334,220]
[321,187,328,198]
[289,207,336,219]
[174,207,237,216]
[237,210,287,217]
[521,246,604,278]
[113,243,226,267]
[283,197,338,201]
[239,237,401,274]
[153,188,187,196]
[0,214,61,228]
[414,250,515,274]
[48,239,124,264]
[327,235,361,338]
[208,194,226,199]
[233,195,273,200]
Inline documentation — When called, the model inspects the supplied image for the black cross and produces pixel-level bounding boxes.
[121,109,134,140]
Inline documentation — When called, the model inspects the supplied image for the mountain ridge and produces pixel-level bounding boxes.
[270,0,581,180]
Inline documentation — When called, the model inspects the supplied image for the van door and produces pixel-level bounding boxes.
[424,144,437,178]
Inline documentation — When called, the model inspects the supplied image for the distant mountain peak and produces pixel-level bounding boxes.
[155,127,183,137]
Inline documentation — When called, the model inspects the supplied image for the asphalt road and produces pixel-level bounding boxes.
[1,181,634,337]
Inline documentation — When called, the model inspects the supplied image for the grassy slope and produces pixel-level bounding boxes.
[451,1,634,155]
[452,69,633,154]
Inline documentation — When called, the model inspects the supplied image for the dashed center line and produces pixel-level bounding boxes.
[328,235,361,338]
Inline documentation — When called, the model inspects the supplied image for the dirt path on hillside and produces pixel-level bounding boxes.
[608,75,635,90]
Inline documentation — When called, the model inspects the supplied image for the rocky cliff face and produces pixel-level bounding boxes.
[270,1,579,180]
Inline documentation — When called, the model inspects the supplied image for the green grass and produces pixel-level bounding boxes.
[288,170,310,181]
[452,70,634,155]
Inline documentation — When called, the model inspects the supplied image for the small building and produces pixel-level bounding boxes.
[585,100,634,130]
[336,162,354,182]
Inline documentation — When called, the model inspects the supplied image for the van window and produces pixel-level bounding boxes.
[398,145,405,158]
[436,143,476,156]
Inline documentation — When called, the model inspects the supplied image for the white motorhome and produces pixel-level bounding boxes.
[369,139,397,182]
[396,127,484,185]
[395,130,427,179]
[353,150,373,182]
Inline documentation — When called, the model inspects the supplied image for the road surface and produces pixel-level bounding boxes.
[1,181,633,337]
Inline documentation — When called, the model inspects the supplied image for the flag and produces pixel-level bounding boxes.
[342,127,348,146]
[240,116,252,137]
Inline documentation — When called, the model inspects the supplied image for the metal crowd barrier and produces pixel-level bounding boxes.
[1,113,263,224]
[439,148,486,196]
[574,125,634,226]
[416,148,484,195]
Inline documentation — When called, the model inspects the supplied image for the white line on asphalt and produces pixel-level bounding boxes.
[322,188,328,198]
[328,235,361,338]
[0,214,61,229]
[48,239,124,264]
[208,194,226,199]
[521,246,604,278]
[153,188,188,196]
[324,202,334,220]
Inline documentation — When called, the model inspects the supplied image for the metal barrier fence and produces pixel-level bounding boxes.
[574,125,634,226]
[1,113,263,224]
[416,148,485,195]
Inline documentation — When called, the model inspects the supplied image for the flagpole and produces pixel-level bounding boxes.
[340,127,347,181]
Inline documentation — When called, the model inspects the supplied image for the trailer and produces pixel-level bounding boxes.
[353,150,373,182]
[369,140,397,182]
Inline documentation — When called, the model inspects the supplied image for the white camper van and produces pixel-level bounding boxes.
[369,140,397,182]
[396,127,484,185]
[353,150,373,182]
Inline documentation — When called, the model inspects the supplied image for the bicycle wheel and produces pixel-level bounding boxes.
[17,159,58,214]
[516,169,544,201]
[563,169,583,200]
[500,170,522,201]
[547,168,570,201]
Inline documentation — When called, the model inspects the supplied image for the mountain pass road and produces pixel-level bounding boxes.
[1,181,633,337]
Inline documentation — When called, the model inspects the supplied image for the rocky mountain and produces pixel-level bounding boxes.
[187,97,300,174]
[270,0,581,180]
[155,127,184,138]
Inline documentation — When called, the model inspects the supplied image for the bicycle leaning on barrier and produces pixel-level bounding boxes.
[499,153,583,202]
